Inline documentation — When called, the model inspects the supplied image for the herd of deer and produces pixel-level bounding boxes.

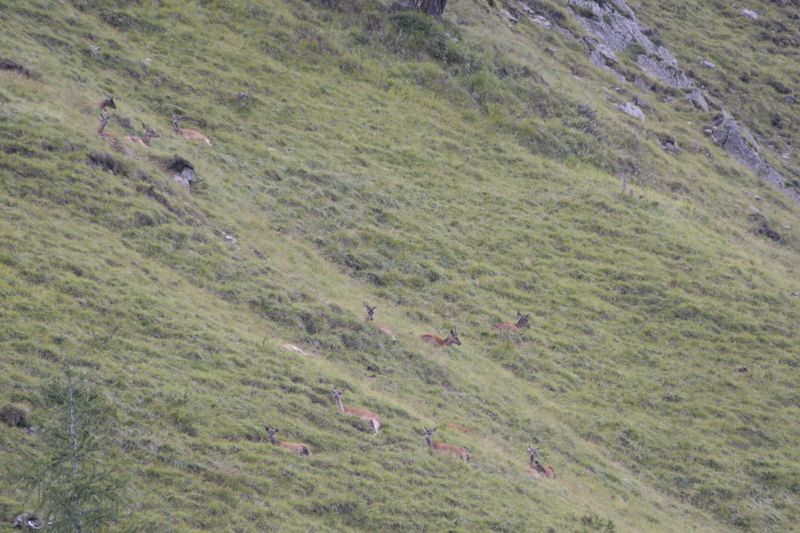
[93,95,553,480]
[265,306,554,480]
[95,94,212,155]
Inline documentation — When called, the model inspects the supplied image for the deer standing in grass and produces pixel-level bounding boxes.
[364,304,396,340]
[423,427,470,462]
[172,114,212,145]
[333,389,382,434]
[264,426,311,456]
[528,446,555,479]
[125,125,160,147]
[494,311,531,331]
[421,328,461,347]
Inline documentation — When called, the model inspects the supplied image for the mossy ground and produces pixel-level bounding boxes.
[1,0,798,531]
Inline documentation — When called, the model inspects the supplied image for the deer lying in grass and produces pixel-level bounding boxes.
[494,311,530,331]
[172,114,212,145]
[423,427,470,462]
[264,426,310,456]
[364,304,396,340]
[125,125,160,147]
[527,446,556,479]
[333,389,382,434]
[421,328,461,347]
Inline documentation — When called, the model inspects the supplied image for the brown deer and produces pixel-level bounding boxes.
[172,114,212,145]
[421,328,461,347]
[423,427,470,462]
[264,426,310,456]
[99,95,116,112]
[333,389,382,434]
[125,125,160,147]
[364,304,396,340]
[494,311,531,331]
[528,446,555,479]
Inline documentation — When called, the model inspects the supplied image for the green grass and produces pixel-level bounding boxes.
[1,0,799,531]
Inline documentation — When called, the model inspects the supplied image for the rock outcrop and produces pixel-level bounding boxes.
[566,0,798,203]
[708,113,800,202]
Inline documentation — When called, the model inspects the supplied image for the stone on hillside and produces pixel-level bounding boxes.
[708,112,800,201]
[686,88,709,111]
[657,133,680,153]
[740,9,759,20]
[616,101,645,121]
[166,156,197,188]
[0,58,31,77]
[700,59,716,69]
[499,8,518,23]
[0,405,29,428]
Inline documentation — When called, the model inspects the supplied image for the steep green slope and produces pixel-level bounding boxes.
[1,0,798,531]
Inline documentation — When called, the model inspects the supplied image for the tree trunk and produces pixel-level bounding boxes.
[413,0,447,16]
[67,373,84,533]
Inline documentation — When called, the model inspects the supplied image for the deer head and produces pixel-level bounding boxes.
[516,312,531,328]
[423,427,437,446]
[264,426,279,444]
[100,95,116,111]
[448,329,461,345]
[365,304,375,322]
[142,126,160,143]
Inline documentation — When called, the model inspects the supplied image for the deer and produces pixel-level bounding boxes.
[333,389,382,434]
[423,427,470,462]
[421,328,461,347]
[125,125,160,147]
[172,114,212,145]
[494,311,531,331]
[264,426,311,456]
[527,446,556,479]
[364,304,396,340]
[99,95,116,112]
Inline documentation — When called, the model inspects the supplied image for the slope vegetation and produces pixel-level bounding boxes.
[1,0,798,531]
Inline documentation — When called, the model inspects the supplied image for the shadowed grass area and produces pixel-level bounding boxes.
[0,0,799,531]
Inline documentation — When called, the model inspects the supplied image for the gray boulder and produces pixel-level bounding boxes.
[709,112,800,201]
[616,101,645,122]
[740,9,759,20]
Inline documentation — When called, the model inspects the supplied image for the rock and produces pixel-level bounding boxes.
[736,366,748,373]
[657,133,681,153]
[700,59,716,69]
[0,58,32,77]
[633,96,651,111]
[0,405,29,428]
[166,156,196,188]
[686,88,709,111]
[616,101,645,121]
[634,77,654,92]
[499,8,518,23]
[740,9,759,20]
[708,114,800,202]
[12,512,41,530]
[748,211,782,242]
[784,95,797,105]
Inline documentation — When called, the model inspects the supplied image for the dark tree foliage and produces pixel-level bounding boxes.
[21,369,123,533]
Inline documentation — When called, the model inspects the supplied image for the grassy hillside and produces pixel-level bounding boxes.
[1,0,798,531]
